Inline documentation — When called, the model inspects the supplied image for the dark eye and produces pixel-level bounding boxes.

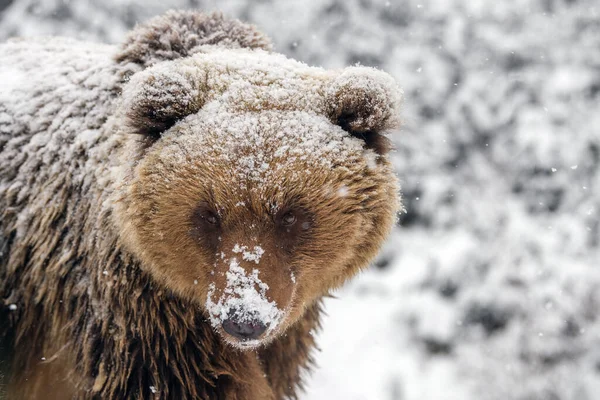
[192,205,220,228]
[190,205,221,251]
[202,211,219,225]
[280,211,297,227]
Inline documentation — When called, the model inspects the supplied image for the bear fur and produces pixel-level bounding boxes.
[0,10,402,400]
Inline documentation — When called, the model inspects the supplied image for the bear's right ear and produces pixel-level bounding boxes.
[121,63,208,140]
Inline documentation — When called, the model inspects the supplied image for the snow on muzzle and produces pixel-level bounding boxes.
[205,253,286,344]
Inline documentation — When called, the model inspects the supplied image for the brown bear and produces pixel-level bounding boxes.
[0,10,402,400]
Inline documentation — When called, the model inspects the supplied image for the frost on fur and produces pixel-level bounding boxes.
[205,257,284,339]
[121,64,207,138]
[327,67,404,155]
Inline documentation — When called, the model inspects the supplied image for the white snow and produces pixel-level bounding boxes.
[232,244,265,264]
[0,65,29,102]
[205,256,283,337]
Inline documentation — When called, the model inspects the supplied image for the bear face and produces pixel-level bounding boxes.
[114,48,402,349]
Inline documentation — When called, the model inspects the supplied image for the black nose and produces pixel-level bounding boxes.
[222,315,267,341]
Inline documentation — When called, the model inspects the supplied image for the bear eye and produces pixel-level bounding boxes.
[192,205,220,228]
[190,205,221,250]
[280,211,297,227]
[203,211,219,225]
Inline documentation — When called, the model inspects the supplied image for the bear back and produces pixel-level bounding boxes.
[115,10,273,69]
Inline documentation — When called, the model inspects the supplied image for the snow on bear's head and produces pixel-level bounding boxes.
[114,48,402,349]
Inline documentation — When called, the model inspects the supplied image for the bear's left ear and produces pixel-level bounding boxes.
[121,62,208,140]
[326,67,403,155]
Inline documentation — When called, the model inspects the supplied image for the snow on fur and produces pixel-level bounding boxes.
[121,47,402,170]
[232,244,265,264]
[205,256,283,335]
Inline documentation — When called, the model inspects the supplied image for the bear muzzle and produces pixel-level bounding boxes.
[222,308,268,341]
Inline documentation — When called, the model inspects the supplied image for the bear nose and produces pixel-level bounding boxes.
[222,313,267,341]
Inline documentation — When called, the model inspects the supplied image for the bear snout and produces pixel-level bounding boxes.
[222,309,268,341]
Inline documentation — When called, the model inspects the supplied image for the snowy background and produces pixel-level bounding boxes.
[1,0,599,399]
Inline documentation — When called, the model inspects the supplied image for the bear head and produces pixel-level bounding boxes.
[113,47,402,349]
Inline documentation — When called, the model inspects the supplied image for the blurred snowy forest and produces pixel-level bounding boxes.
[1,0,599,399]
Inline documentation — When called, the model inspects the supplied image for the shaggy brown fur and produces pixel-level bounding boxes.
[0,10,402,400]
